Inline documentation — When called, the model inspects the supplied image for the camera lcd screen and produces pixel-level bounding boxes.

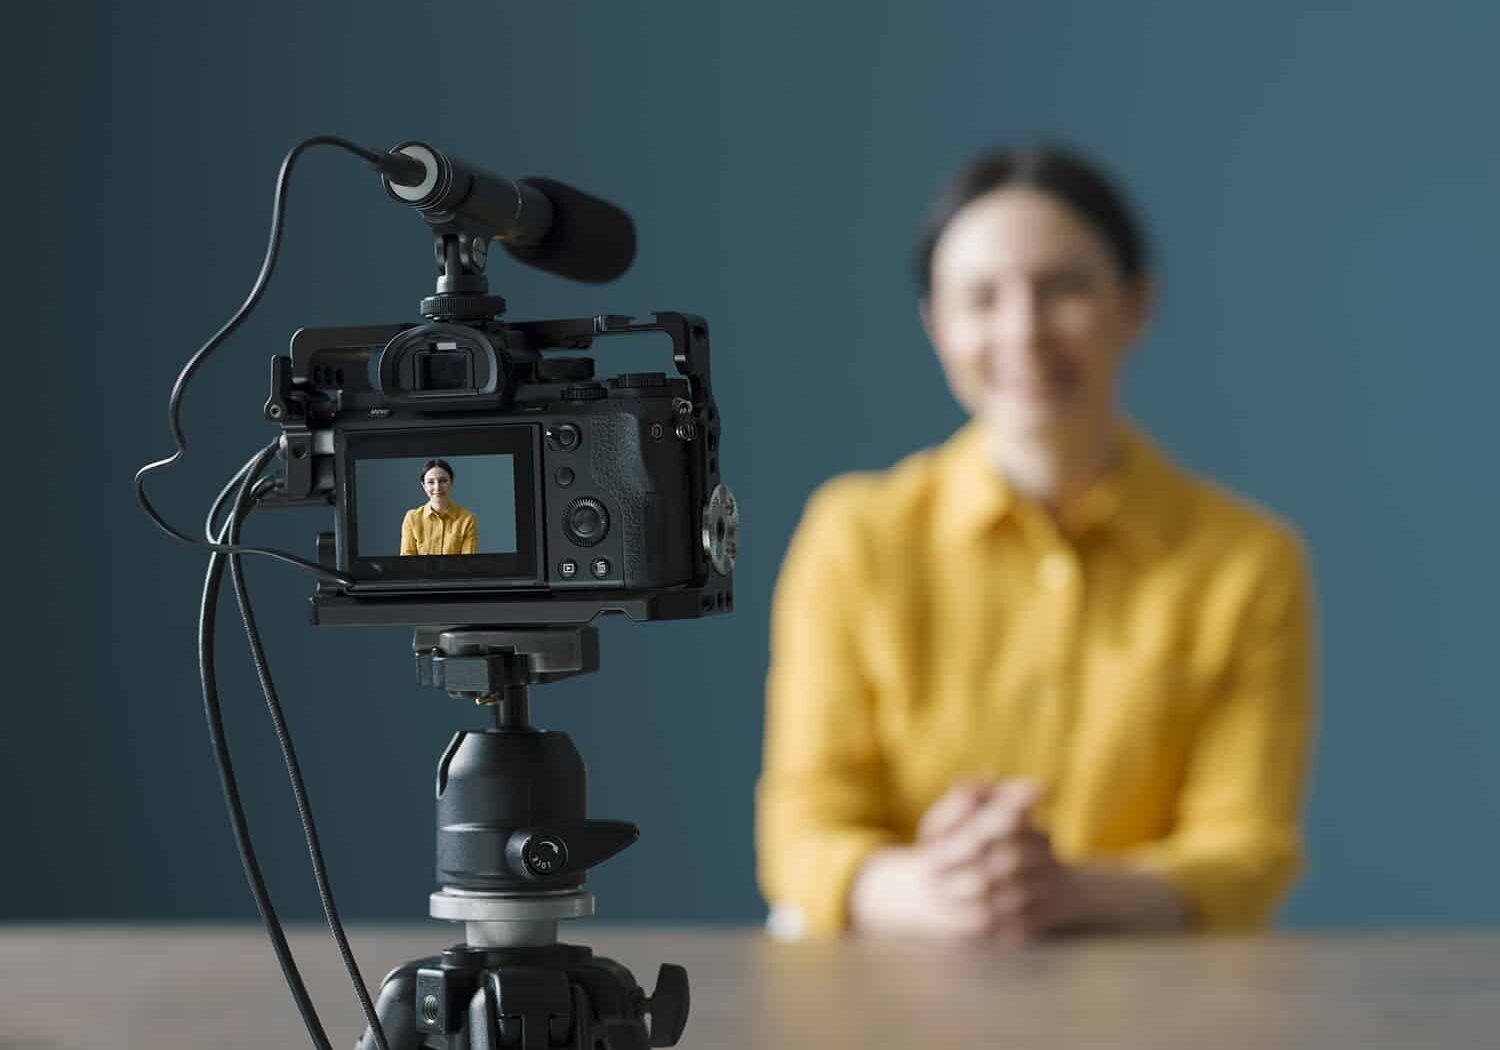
[339,425,541,587]
[355,454,518,555]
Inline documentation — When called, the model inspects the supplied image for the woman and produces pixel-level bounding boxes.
[756,148,1315,940]
[400,458,479,555]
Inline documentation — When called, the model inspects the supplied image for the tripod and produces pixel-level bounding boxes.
[356,626,689,1050]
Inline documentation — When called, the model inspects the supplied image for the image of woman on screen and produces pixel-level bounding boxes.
[400,458,479,555]
[756,147,1316,941]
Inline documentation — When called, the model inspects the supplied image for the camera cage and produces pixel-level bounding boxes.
[266,309,735,629]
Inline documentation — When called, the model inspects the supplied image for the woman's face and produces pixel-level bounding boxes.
[422,467,453,504]
[923,186,1149,438]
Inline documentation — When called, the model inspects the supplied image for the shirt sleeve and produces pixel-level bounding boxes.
[756,480,898,937]
[400,511,418,556]
[461,512,478,555]
[1119,528,1317,930]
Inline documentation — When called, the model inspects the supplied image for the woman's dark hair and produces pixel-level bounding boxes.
[915,145,1150,295]
[420,458,455,483]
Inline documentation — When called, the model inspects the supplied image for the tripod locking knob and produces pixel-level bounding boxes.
[520,834,568,876]
[505,820,639,881]
[646,963,690,1047]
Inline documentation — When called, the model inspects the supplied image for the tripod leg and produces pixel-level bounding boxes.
[356,961,427,1050]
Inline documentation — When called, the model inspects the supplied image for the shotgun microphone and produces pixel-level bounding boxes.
[381,141,636,283]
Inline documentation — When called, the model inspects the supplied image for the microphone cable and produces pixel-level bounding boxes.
[136,134,415,587]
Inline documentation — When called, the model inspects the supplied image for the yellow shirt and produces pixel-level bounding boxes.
[400,502,479,555]
[756,421,1315,935]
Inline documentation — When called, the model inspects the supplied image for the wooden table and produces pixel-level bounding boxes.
[1,925,1495,1048]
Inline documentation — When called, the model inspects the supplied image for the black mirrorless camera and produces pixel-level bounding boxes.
[265,310,738,628]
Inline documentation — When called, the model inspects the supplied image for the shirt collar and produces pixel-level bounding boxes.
[937,419,1181,557]
[423,502,453,519]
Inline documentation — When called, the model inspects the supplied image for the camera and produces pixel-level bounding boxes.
[264,308,737,628]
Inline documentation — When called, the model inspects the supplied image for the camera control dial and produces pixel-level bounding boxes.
[613,372,667,389]
[564,497,609,547]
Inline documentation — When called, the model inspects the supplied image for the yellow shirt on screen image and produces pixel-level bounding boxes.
[756,421,1316,936]
[400,502,479,556]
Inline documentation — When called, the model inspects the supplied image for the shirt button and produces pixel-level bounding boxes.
[1037,552,1076,590]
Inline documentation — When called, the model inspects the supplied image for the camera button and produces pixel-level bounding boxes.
[591,558,611,579]
[549,423,582,451]
[558,559,578,579]
[572,506,602,537]
[555,467,575,487]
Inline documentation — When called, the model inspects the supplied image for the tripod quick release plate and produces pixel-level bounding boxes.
[416,627,601,697]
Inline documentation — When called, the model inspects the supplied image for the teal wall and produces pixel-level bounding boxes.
[7,1,1497,927]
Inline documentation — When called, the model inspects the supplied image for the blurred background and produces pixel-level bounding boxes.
[5,1,1497,928]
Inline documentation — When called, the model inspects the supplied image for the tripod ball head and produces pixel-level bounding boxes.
[436,729,638,893]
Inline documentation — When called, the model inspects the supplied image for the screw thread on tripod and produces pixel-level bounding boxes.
[492,684,530,729]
